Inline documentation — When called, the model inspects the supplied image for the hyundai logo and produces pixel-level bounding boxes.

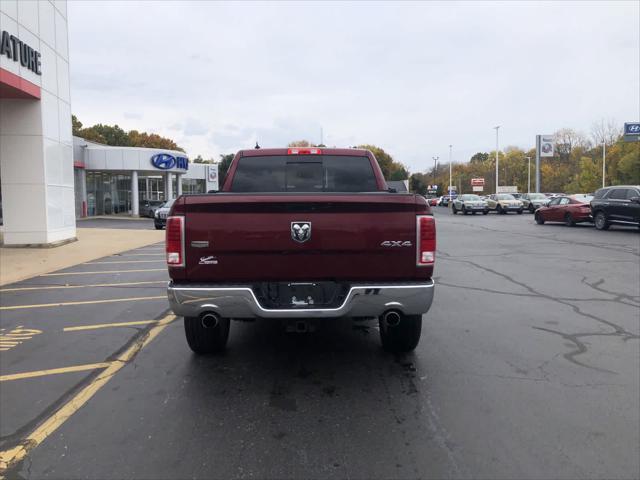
[151,154,176,170]
[150,154,189,170]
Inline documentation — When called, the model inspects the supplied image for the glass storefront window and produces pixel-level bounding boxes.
[85,172,131,216]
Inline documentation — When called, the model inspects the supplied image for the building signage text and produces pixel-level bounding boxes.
[150,153,189,170]
[0,30,42,75]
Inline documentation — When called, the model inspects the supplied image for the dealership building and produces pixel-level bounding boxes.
[0,0,215,246]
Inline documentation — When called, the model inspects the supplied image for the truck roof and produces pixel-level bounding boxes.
[238,148,371,157]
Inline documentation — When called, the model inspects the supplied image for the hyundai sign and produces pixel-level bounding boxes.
[150,154,188,170]
[624,122,640,142]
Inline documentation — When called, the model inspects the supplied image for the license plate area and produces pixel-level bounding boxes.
[254,282,349,309]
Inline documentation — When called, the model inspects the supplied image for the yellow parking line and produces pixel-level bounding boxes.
[0,362,112,382]
[0,296,166,311]
[0,314,176,473]
[84,260,164,265]
[64,320,157,332]
[0,281,166,293]
[41,268,166,276]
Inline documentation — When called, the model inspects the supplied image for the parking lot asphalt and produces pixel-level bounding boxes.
[1,209,638,479]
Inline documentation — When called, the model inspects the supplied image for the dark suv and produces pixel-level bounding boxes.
[590,185,640,230]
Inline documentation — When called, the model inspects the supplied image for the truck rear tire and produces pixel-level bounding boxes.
[379,314,422,353]
[184,315,230,354]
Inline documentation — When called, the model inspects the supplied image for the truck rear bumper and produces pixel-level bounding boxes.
[167,280,435,319]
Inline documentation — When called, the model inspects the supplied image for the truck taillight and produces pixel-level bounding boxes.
[416,215,436,266]
[166,216,185,267]
[287,148,322,155]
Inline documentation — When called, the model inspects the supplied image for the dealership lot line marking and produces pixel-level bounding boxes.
[83,260,164,265]
[0,281,166,293]
[63,320,157,332]
[116,253,164,257]
[40,268,166,276]
[0,296,166,311]
[0,362,112,382]
[0,314,176,473]
[0,327,42,352]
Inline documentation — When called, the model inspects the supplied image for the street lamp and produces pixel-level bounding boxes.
[448,145,453,201]
[493,126,500,194]
[602,141,606,188]
[432,156,439,186]
[525,156,531,194]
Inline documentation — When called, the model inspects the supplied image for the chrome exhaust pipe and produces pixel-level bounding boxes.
[201,312,220,329]
[383,310,402,327]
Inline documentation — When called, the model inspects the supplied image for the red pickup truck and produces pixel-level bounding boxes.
[165,148,435,353]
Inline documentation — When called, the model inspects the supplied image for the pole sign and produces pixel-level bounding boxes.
[539,135,555,157]
[427,184,438,194]
[207,164,219,191]
[471,178,485,186]
[497,186,518,194]
[472,186,484,192]
[623,122,640,142]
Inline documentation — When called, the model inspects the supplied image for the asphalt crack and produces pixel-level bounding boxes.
[438,254,639,372]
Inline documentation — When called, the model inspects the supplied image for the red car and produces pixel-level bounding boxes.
[534,195,592,226]
[427,197,438,206]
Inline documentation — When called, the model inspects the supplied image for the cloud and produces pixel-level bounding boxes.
[67,1,639,171]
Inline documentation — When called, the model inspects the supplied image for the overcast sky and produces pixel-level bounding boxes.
[68,1,639,172]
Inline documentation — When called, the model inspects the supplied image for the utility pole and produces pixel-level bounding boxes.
[432,156,439,186]
[525,156,531,194]
[494,126,500,194]
[320,127,323,146]
[602,141,606,188]
[448,145,453,201]
[535,135,541,193]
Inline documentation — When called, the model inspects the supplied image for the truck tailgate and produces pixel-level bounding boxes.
[181,194,425,282]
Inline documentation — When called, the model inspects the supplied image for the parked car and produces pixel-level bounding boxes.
[154,199,175,229]
[451,194,488,215]
[520,193,550,213]
[437,195,449,206]
[165,147,436,354]
[590,185,640,230]
[140,200,165,218]
[511,193,522,200]
[486,194,523,214]
[426,197,439,207]
[534,196,592,226]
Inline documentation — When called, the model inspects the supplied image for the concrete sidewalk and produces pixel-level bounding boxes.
[0,228,164,286]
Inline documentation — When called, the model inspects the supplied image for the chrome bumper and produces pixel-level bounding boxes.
[167,281,435,319]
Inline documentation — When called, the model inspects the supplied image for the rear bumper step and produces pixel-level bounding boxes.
[167,281,435,319]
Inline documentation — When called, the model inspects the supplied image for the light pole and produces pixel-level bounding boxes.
[525,156,531,194]
[494,126,500,194]
[602,141,606,188]
[448,145,453,201]
[432,156,439,187]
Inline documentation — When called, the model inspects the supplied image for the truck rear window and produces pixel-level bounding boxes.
[230,155,379,193]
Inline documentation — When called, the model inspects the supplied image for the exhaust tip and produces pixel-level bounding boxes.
[201,313,220,329]
[383,310,402,327]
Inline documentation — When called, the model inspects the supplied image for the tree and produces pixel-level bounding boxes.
[72,115,82,136]
[218,153,235,186]
[565,157,601,193]
[288,140,315,147]
[357,144,408,180]
[73,115,184,151]
[410,173,428,195]
[591,118,620,147]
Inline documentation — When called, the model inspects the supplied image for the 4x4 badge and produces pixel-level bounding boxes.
[291,222,311,243]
